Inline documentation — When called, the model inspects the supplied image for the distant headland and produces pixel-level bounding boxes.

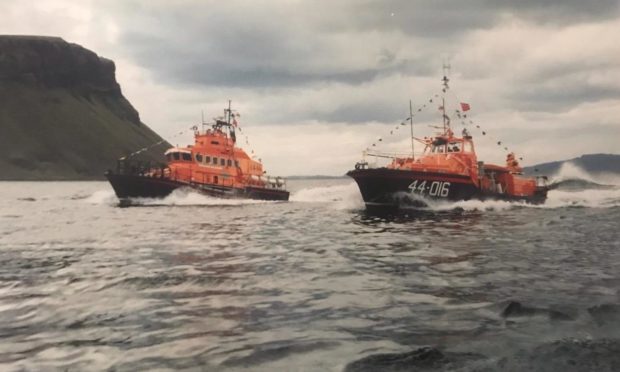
[523,154,620,176]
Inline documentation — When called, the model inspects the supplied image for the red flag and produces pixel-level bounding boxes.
[460,102,471,112]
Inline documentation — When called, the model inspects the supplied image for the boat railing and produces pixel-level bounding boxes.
[535,175,549,187]
[360,150,429,169]
[114,159,169,178]
[265,175,287,190]
[240,174,287,190]
[354,161,369,170]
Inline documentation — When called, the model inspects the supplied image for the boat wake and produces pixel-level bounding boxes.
[538,163,620,209]
[84,190,118,205]
[290,182,364,210]
[86,187,273,207]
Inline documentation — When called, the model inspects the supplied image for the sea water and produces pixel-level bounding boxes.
[1,164,619,371]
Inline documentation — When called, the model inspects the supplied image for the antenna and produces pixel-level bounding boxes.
[409,100,414,158]
[226,100,237,148]
[441,61,451,132]
[442,61,450,90]
[442,62,451,78]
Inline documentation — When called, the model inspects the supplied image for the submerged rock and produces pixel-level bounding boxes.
[501,301,573,321]
[222,340,339,367]
[497,338,620,372]
[345,338,620,372]
[588,303,620,326]
[344,347,485,372]
[17,197,36,201]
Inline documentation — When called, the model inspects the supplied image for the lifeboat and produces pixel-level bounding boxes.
[347,75,549,209]
[106,103,289,201]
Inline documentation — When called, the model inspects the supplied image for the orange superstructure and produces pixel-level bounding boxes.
[385,129,540,198]
[164,123,269,189]
[106,103,289,201]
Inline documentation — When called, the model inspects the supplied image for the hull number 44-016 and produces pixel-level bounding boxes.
[408,180,451,197]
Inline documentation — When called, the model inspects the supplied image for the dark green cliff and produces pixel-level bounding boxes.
[0,35,169,180]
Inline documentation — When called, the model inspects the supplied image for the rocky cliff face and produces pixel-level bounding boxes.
[1,36,119,89]
[0,36,168,180]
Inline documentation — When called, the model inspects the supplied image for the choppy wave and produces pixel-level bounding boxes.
[2,180,620,371]
[543,188,620,208]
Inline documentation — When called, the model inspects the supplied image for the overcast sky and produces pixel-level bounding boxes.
[2,0,619,175]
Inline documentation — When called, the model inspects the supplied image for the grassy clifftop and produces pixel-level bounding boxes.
[0,36,168,180]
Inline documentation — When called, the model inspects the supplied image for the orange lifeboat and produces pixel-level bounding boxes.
[106,103,289,201]
[347,76,549,209]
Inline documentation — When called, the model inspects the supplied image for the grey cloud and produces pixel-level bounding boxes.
[330,0,619,36]
[107,2,482,90]
[486,0,619,24]
[511,84,620,112]
[120,22,435,89]
[94,0,620,126]
[259,94,442,125]
[108,0,618,91]
[285,101,408,125]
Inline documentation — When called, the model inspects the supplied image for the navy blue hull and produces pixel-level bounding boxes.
[347,168,547,208]
[105,173,289,201]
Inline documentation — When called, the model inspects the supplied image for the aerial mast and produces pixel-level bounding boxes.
[226,100,232,125]
[442,62,451,133]
[225,100,236,146]
[409,99,414,158]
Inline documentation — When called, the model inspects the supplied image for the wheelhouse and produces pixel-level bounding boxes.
[165,148,193,162]
[424,135,475,155]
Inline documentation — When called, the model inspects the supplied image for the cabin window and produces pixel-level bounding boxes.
[205,156,211,164]
[182,153,192,161]
[432,145,445,153]
[213,157,219,166]
[211,141,219,145]
[173,152,180,161]
[214,176,219,184]
[227,159,232,167]
[234,160,239,168]
[447,142,462,152]
[196,154,203,162]
[220,158,225,166]
[166,153,172,161]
